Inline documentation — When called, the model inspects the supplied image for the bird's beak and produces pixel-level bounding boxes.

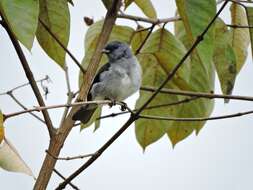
[101,49,110,54]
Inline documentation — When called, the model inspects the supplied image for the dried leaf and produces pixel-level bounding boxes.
[230,3,250,73]
[0,138,34,178]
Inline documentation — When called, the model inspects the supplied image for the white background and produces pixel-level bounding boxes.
[0,1,253,189]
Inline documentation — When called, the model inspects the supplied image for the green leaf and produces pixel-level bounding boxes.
[124,0,134,8]
[0,138,34,178]
[213,18,237,100]
[246,7,253,67]
[135,54,182,150]
[230,3,250,73]
[101,0,114,9]
[169,0,216,145]
[141,28,191,89]
[36,0,70,68]
[130,26,149,53]
[0,0,39,50]
[125,0,157,19]
[0,111,4,143]
[79,20,135,130]
[135,28,191,149]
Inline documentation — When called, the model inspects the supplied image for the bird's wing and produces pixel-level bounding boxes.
[87,62,111,101]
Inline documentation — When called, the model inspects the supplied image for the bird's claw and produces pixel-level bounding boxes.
[120,101,127,111]
[108,100,116,108]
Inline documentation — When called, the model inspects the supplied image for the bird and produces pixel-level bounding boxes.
[72,41,142,124]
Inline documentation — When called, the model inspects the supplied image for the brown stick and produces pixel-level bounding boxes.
[33,1,122,189]
[140,86,253,102]
[139,110,253,122]
[117,14,181,24]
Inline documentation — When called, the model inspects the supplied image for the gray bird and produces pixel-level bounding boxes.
[72,41,142,123]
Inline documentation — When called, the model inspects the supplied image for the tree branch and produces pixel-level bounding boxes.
[6,91,46,124]
[56,1,229,189]
[135,24,155,55]
[59,65,74,126]
[0,15,55,138]
[227,24,253,28]
[0,75,50,96]
[53,169,79,190]
[4,100,127,121]
[97,96,199,120]
[139,110,253,122]
[46,150,94,161]
[33,1,122,189]
[140,86,253,102]
[117,14,181,24]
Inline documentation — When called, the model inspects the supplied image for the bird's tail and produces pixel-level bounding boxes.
[72,104,97,124]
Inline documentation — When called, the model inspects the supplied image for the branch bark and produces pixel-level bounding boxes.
[117,13,181,24]
[33,1,122,189]
[140,86,253,102]
[139,110,253,122]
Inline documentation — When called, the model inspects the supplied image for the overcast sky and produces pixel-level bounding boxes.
[1,1,253,190]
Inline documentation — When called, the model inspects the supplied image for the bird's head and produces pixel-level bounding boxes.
[102,41,132,61]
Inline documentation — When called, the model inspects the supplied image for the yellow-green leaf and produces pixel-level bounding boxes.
[169,0,216,145]
[135,54,182,150]
[124,0,134,8]
[0,0,39,50]
[246,7,253,66]
[230,3,250,73]
[135,28,191,149]
[125,0,157,19]
[130,26,149,53]
[0,111,4,143]
[0,138,34,178]
[102,0,114,9]
[141,28,191,89]
[213,18,237,100]
[79,20,135,130]
[36,0,70,68]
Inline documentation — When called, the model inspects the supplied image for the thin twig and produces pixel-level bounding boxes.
[39,18,86,74]
[118,14,181,24]
[46,150,94,161]
[0,15,55,138]
[60,65,74,126]
[57,1,229,188]
[53,169,79,190]
[97,96,199,120]
[7,91,46,124]
[139,109,253,122]
[0,76,50,96]
[135,24,155,55]
[227,24,253,28]
[140,86,253,102]
[4,100,130,120]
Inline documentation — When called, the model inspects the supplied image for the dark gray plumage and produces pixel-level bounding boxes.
[72,41,142,123]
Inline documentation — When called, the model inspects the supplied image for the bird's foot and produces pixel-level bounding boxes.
[108,100,116,108]
[119,101,127,111]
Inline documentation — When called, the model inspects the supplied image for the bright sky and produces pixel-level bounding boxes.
[0,1,253,190]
